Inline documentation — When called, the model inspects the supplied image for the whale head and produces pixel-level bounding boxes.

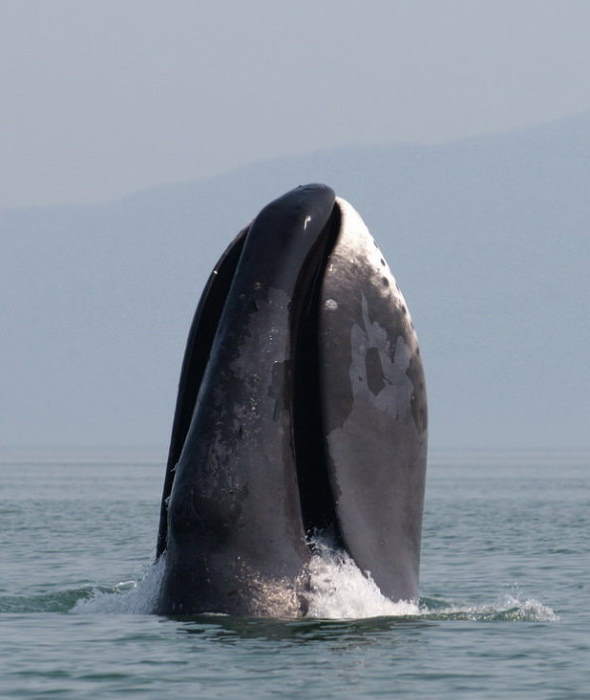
[154,184,427,616]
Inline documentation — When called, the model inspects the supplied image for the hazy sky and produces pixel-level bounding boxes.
[2,0,590,208]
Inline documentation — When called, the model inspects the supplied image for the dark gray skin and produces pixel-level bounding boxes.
[317,199,427,601]
[155,184,427,616]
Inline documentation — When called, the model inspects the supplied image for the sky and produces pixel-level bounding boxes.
[2,0,590,209]
[2,1,590,450]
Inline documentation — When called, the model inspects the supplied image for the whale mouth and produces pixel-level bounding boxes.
[156,200,343,558]
[155,184,427,614]
[291,205,342,542]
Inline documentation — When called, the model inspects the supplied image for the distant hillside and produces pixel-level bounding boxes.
[2,114,589,450]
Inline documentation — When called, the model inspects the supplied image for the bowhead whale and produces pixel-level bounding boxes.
[154,184,427,616]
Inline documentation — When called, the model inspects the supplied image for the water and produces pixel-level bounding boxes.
[1,448,588,698]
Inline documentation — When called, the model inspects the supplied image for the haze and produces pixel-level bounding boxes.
[2,2,589,451]
[3,0,590,208]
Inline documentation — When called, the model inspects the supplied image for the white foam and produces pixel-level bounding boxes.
[422,595,559,622]
[72,544,558,623]
[72,555,166,614]
[303,539,419,619]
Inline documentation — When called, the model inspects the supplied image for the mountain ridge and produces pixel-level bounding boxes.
[3,114,589,449]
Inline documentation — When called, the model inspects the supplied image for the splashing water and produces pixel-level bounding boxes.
[68,541,558,622]
[419,595,559,622]
[303,538,420,618]
[73,555,166,614]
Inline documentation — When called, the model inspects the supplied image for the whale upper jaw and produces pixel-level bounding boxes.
[155,184,427,617]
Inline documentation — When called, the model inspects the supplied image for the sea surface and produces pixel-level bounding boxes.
[1,448,588,698]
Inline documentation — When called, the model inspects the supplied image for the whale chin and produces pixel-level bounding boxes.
[154,184,427,617]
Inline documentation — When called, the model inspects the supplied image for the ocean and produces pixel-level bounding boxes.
[1,448,588,698]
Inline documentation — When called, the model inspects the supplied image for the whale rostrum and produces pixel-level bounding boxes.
[155,184,427,616]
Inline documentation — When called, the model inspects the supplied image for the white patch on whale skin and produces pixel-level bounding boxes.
[229,287,291,374]
[348,295,415,418]
[334,196,419,345]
